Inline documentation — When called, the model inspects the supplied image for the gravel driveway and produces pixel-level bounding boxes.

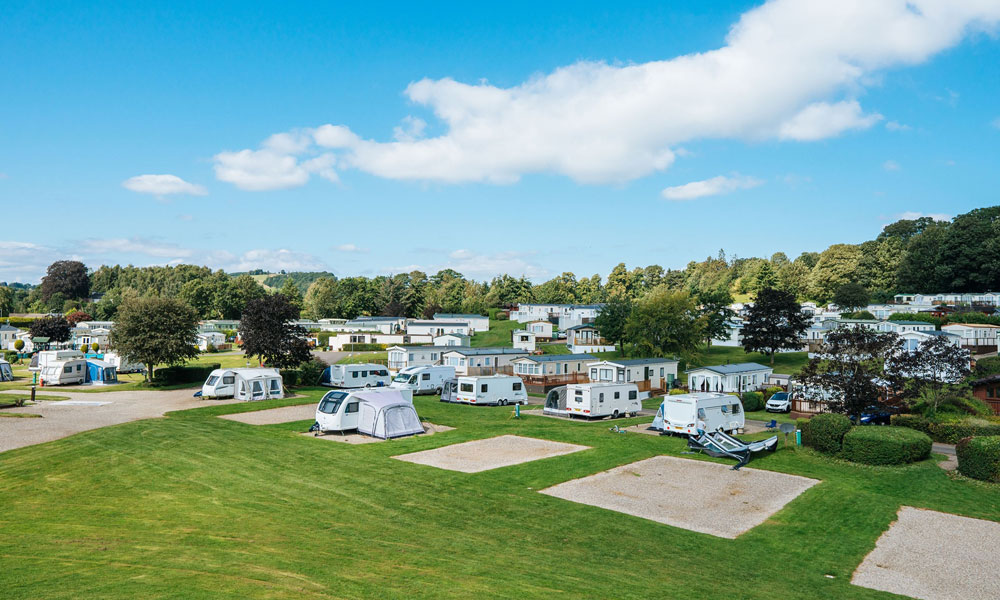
[0,389,239,453]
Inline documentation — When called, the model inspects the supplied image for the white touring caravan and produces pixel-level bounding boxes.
[29,349,84,373]
[40,358,88,386]
[201,368,284,401]
[454,375,528,406]
[652,392,745,436]
[103,352,145,374]
[562,382,640,419]
[0,359,13,382]
[390,365,456,395]
[319,363,391,388]
[313,388,422,439]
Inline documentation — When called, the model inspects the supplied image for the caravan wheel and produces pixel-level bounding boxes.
[365,383,372,389]
[497,399,507,406]
[612,410,620,419]
[435,387,442,395]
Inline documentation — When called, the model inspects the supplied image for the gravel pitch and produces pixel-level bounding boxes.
[303,422,455,445]
[0,389,239,453]
[219,403,316,425]
[852,506,1000,600]
[393,434,590,472]
[540,455,819,538]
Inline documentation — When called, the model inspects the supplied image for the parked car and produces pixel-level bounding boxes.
[765,392,792,413]
[853,406,892,426]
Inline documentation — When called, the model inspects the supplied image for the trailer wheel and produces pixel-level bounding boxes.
[365,383,372,389]
[612,410,620,419]
[435,387,442,395]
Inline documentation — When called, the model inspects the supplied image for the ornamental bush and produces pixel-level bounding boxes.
[151,363,221,386]
[841,426,932,466]
[956,436,1000,482]
[890,414,932,435]
[741,391,764,411]
[668,388,688,395]
[802,413,852,454]
[929,417,1000,444]
[763,386,783,400]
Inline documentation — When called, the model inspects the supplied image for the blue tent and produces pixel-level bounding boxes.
[86,360,119,384]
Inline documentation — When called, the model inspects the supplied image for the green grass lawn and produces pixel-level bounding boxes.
[470,319,520,347]
[745,409,798,425]
[1,386,997,598]
[336,351,388,364]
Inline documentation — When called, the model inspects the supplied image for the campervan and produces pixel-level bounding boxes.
[390,365,456,395]
[313,388,421,439]
[29,349,84,373]
[0,359,13,382]
[652,392,744,436]
[454,375,528,406]
[40,358,88,386]
[319,363,390,388]
[85,360,119,385]
[103,352,145,374]
[564,382,640,419]
[201,368,283,401]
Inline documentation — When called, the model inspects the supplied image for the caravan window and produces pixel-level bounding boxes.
[512,382,522,391]
[352,371,359,379]
[64,366,72,374]
[732,403,741,414]
[480,384,488,393]
[614,391,620,399]
[361,371,368,377]
[223,375,235,384]
[460,383,474,393]
[345,402,359,414]
[375,369,388,376]
[599,393,604,402]
[252,381,264,397]
[206,376,219,385]
[697,408,706,419]
[628,390,637,400]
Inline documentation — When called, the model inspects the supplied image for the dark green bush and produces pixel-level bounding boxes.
[279,369,300,387]
[974,356,1000,378]
[741,392,764,411]
[891,414,932,435]
[152,363,221,386]
[841,426,932,466]
[763,386,783,400]
[2,350,18,363]
[929,418,1000,444]
[803,413,852,454]
[956,436,1000,482]
[297,358,327,386]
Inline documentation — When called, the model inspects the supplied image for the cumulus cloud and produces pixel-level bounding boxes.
[662,174,763,200]
[883,160,901,171]
[79,237,195,258]
[220,248,329,272]
[122,174,207,196]
[386,249,549,281]
[335,243,367,253]
[212,1,1000,191]
[885,120,912,131]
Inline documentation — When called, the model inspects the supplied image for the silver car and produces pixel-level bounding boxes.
[765,392,791,413]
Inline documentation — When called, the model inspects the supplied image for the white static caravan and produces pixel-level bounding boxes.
[454,375,528,406]
[432,313,490,333]
[314,388,421,439]
[40,358,88,386]
[103,352,145,374]
[0,359,13,382]
[201,368,284,401]
[406,320,472,336]
[319,363,390,388]
[511,330,536,352]
[387,345,451,371]
[390,365,456,395]
[563,382,640,419]
[651,392,745,436]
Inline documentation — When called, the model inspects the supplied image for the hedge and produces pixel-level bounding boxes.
[763,386,783,400]
[340,343,386,351]
[890,414,932,435]
[279,369,300,387]
[741,391,764,412]
[279,358,327,388]
[152,363,221,386]
[929,418,1000,444]
[802,413,852,454]
[2,350,18,363]
[956,436,1000,482]
[841,426,932,466]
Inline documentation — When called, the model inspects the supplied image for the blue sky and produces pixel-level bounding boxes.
[2,1,999,283]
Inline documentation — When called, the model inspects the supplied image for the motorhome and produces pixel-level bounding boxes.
[651,392,745,436]
[40,358,88,386]
[201,368,284,401]
[562,382,640,419]
[29,349,84,373]
[390,365,455,395]
[103,352,145,374]
[313,388,421,439]
[85,360,119,385]
[319,363,390,388]
[454,375,528,406]
[0,359,13,382]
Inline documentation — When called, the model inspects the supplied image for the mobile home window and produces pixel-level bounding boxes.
[512,382,522,391]
[431,353,438,360]
[660,368,664,376]
[63,366,72,374]
[614,392,620,399]
[481,384,488,393]
[460,383,474,392]
[599,393,604,402]
[628,391,637,400]
[409,353,415,361]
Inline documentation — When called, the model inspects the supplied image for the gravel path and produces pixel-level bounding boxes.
[540,455,819,538]
[0,389,239,453]
[852,506,1000,600]
[394,435,589,472]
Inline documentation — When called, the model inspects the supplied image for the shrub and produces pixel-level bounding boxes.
[803,413,852,454]
[741,391,764,411]
[341,343,385,352]
[891,414,932,435]
[279,369,300,387]
[956,436,1000,482]
[495,312,509,321]
[90,342,99,352]
[13,339,25,351]
[669,388,688,396]
[929,418,1000,444]
[2,350,18,363]
[297,357,327,386]
[151,363,221,386]
[763,386,783,400]
[975,356,1000,378]
[841,426,932,466]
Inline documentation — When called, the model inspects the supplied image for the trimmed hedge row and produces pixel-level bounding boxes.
[891,414,1000,444]
[841,426,932,466]
[741,392,764,412]
[152,363,221,386]
[956,436,1000,482]
[802,413,852,454]
[340,343,386,351]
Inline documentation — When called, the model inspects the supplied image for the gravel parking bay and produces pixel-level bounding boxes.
[852,506,1000,600]
[540,455,819,538]
[393,434,590,472]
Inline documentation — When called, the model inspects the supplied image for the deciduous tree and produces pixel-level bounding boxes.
[29,315,71,343]
[109,296,199,381]
[624,287,704,357]
[239,295,311,369]
[593,295,633,355]
[40,260,89,302]
[741,288,810,364]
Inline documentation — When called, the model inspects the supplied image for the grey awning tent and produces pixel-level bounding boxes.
[0,359,12,382]
[354,390,423,439]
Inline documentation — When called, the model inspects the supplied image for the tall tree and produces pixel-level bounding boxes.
[696,286,735,347]
[832,283,870,313]
[40,260,89,302]
[304,277,339,319]
[109,296,199,381]
[797,326,902,422]
[29,315,71,343]
[886,335,971,415]
[239,295,311,369]
[625,287,704,357]
[808,244,861,303]
[65,310,93,326]
[593,295,633,355]
[741,287,810,364]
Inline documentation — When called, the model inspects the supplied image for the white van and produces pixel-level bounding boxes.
[454,375,528,406]
[313,388,418,438]
[319,363,391,388]
[565,382,640,419]
[390,365,455,395]
[201,368,284,401]
[652,392,744,436]
[40,358,88,386]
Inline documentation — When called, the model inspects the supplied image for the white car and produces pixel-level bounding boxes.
[765,392,792,413]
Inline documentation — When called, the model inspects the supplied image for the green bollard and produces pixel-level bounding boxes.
[515,404,520,419]
[795,430,801,446]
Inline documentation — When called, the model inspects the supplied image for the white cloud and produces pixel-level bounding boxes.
[386,249,549,281]
[885,120,912,131]
[221,249,328,273]
[662,174,763,200]
[122,174,207,196]
[896,211,951,222]
[79,237,195,259]
[212,149,310,191]
[335,243,367,253]
[212,1,1000,190]
[883,159,901,171]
